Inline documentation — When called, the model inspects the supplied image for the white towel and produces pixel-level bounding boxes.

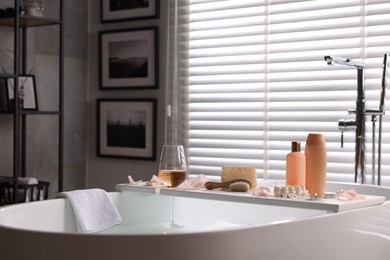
[18,177,38,185]
[56,189,122,233]
[17,177,40,202]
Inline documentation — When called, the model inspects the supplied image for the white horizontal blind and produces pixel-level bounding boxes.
[183,0,390,185]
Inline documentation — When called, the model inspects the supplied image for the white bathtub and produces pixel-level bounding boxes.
[0,181,390,260]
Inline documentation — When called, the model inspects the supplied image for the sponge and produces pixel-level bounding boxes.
[221,166,257,189]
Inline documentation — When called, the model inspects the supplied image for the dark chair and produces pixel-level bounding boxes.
[0,181,15,206]
[0,180,49,205]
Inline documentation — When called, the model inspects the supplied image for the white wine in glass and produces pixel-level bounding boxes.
[158,145,187,229]
[158,145,187,187]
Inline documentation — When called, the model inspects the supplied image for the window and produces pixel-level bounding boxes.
[177,0,390,184]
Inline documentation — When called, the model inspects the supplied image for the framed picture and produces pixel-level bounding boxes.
[101,0,159,23]
[97,98,157,160]
[99,27,158,90]
[6,75,38,110]
[0,78,9,112]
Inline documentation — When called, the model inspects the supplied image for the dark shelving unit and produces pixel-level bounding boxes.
[0,0,64,193]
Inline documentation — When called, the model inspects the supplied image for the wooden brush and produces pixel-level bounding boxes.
[205,179,251,191]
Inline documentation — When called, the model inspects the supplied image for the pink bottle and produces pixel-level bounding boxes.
[305,133,327,196]
[286,141,306,186]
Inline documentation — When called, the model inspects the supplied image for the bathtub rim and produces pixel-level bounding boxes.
[1,200,389,238]
[1,180,389,237]
[0,191,329,237]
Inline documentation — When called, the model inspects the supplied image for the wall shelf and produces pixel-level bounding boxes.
[0,74,17,78]
[0,111,62,115]
[0,16,61,27]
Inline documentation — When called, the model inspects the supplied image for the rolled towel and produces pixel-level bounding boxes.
[17,177,39,202]
[17,177,38,185]
[56,188,122,233]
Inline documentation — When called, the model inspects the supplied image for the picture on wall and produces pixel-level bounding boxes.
[97,98,157,160]
[101,0,159,23]
[99,27,158,90]
[0,78,9,112]
[6,75,38,110]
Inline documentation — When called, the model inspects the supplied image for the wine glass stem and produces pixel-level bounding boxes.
[165,196,183,228]
[170,196,175,225]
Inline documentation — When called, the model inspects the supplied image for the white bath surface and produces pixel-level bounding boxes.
[99,221,247,235]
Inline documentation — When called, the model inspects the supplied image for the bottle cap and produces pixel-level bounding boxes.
[306,133,325,146]
[291,141,301,152]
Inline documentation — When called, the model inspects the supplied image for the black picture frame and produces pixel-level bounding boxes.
[0,78,9,112]
[99,27,158,90]
[101,0,160,23]
[6,75,38,111]
[97,98,157,160]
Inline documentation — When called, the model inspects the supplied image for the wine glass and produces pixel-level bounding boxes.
[158,145,187,188]
[158,145,187,228]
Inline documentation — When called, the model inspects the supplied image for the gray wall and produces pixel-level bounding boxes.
[0,0,165,195]
[86,1,167,191]
[0,0,88,196]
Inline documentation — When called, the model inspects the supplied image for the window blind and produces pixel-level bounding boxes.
[180,0,390,185]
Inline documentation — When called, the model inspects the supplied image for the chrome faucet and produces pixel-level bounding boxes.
[324,56,367,184]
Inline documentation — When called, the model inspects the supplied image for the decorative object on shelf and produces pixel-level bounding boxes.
[99,27,158,90]
[6,75,38,111]
[0,8,16,18]
[2,66,38,111]
[100,0,159,23]
[23,0,44,17]
[97,98,157,160]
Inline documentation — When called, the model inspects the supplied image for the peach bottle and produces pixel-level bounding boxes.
[305,133,327,196]
[286,141,306,186]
